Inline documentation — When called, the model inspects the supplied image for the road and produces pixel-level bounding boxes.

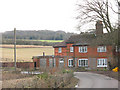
[74,72,119,88]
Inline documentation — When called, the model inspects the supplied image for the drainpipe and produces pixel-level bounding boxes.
[73,45,75,67]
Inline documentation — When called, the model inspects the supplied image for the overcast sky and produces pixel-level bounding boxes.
[0,0,80,33]
[0,0,118,33]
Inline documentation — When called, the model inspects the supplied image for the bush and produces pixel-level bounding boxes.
[62,69,72,74]
[37,73,48,80]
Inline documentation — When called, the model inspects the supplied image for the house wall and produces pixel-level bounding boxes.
[66,43,74,56]
[53,44,114,69]
[74,45,113,58]
[33,58,40,67]
[54,47,67,56]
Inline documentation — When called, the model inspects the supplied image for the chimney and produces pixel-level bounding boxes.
[95,20,103,35]
[43,52,45,57]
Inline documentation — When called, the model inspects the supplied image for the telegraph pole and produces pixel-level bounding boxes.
[14,28,16,71]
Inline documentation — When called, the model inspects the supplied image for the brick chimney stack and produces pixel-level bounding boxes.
[95,20,103,35]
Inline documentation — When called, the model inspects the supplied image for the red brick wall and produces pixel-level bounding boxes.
[1,62,34,68]
[46,58,49,67]
[54,47,67,56]
[55,57,59,67]
[74,46,88,58]
[33,58,40,67]
[66,44,74,56]
[74,46,113,58]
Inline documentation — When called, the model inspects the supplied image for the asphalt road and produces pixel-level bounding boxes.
[74,72,119,88]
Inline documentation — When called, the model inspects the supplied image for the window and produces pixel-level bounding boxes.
[97,58,107,67]
[116,46,118,52]
[58,47,62,53]
[79,46,87,53]
[97,46,106,52]
[115,46,120,52]
[70,47,74,52]
[59,58,64,63]
[68,59,73,67]
[78,59,88,67]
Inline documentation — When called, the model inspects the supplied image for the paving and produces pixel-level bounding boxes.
[74,72,119,88]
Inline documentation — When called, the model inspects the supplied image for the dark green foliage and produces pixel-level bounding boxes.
[2,30,75,40]
[37,73,48,80]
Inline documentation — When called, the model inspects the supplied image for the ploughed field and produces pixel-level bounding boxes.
[0,44,54,62]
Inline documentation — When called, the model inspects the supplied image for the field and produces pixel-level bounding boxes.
[7,39,64,43]
[32,40,64,42]
[0,45,54,62]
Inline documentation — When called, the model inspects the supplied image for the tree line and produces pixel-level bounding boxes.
[2,30,75,40]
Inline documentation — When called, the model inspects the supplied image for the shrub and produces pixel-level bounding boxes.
[37,73,48,80]
[62,69,72,74]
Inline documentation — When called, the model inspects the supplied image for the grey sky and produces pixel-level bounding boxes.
[0,0,118,33]
[0,0,79,33]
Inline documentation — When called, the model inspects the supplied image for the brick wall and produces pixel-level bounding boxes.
[54,47,67,56]
[1,62,34,69]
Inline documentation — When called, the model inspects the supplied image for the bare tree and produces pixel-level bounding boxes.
[76,0,118,33]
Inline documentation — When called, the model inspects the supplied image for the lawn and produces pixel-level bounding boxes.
[1,46,54,62]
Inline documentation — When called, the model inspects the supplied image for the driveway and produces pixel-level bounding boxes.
[74,72,119,88]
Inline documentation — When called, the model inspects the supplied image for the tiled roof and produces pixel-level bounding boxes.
[53,34,96,47]
[66,34,95,45]
[53,30,118,47]
[53,40,67,47]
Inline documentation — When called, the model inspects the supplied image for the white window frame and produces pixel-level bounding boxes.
[115,46,119,52]
[59,58,64,63]
[70,47,74,52]
[58,47,62,53]
[97,58,107,67]
[68,59,73,67]
[78,59,88,67]
[79,46,87,53]
[97,46,106,52]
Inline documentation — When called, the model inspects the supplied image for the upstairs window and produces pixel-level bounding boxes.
[115,46,118,52]
[97,58,107,67]
[58,47,62,53]
[115,46,120,52]
[79,46,87,53]
[97,46,106,52]
[70,47,74,52]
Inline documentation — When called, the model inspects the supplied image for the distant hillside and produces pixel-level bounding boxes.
[2,30,76,40]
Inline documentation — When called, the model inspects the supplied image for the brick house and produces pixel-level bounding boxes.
[33,21,118,69]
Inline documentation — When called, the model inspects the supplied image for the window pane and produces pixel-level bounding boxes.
[103,59,104,65]
[79,60,81,66]
[71,60,73,65]
[100,60,102,65]
[97,46,106,52]
[105,59,107,65]
[97,60,99,65]
[79,46,87,53]
[85,60,88,66]
[70,47,73,52]
[81,60,84,66]
[58,48,61,53]
[69,60,70,65]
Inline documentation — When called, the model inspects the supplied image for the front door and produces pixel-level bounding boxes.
[34,62,36,69]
